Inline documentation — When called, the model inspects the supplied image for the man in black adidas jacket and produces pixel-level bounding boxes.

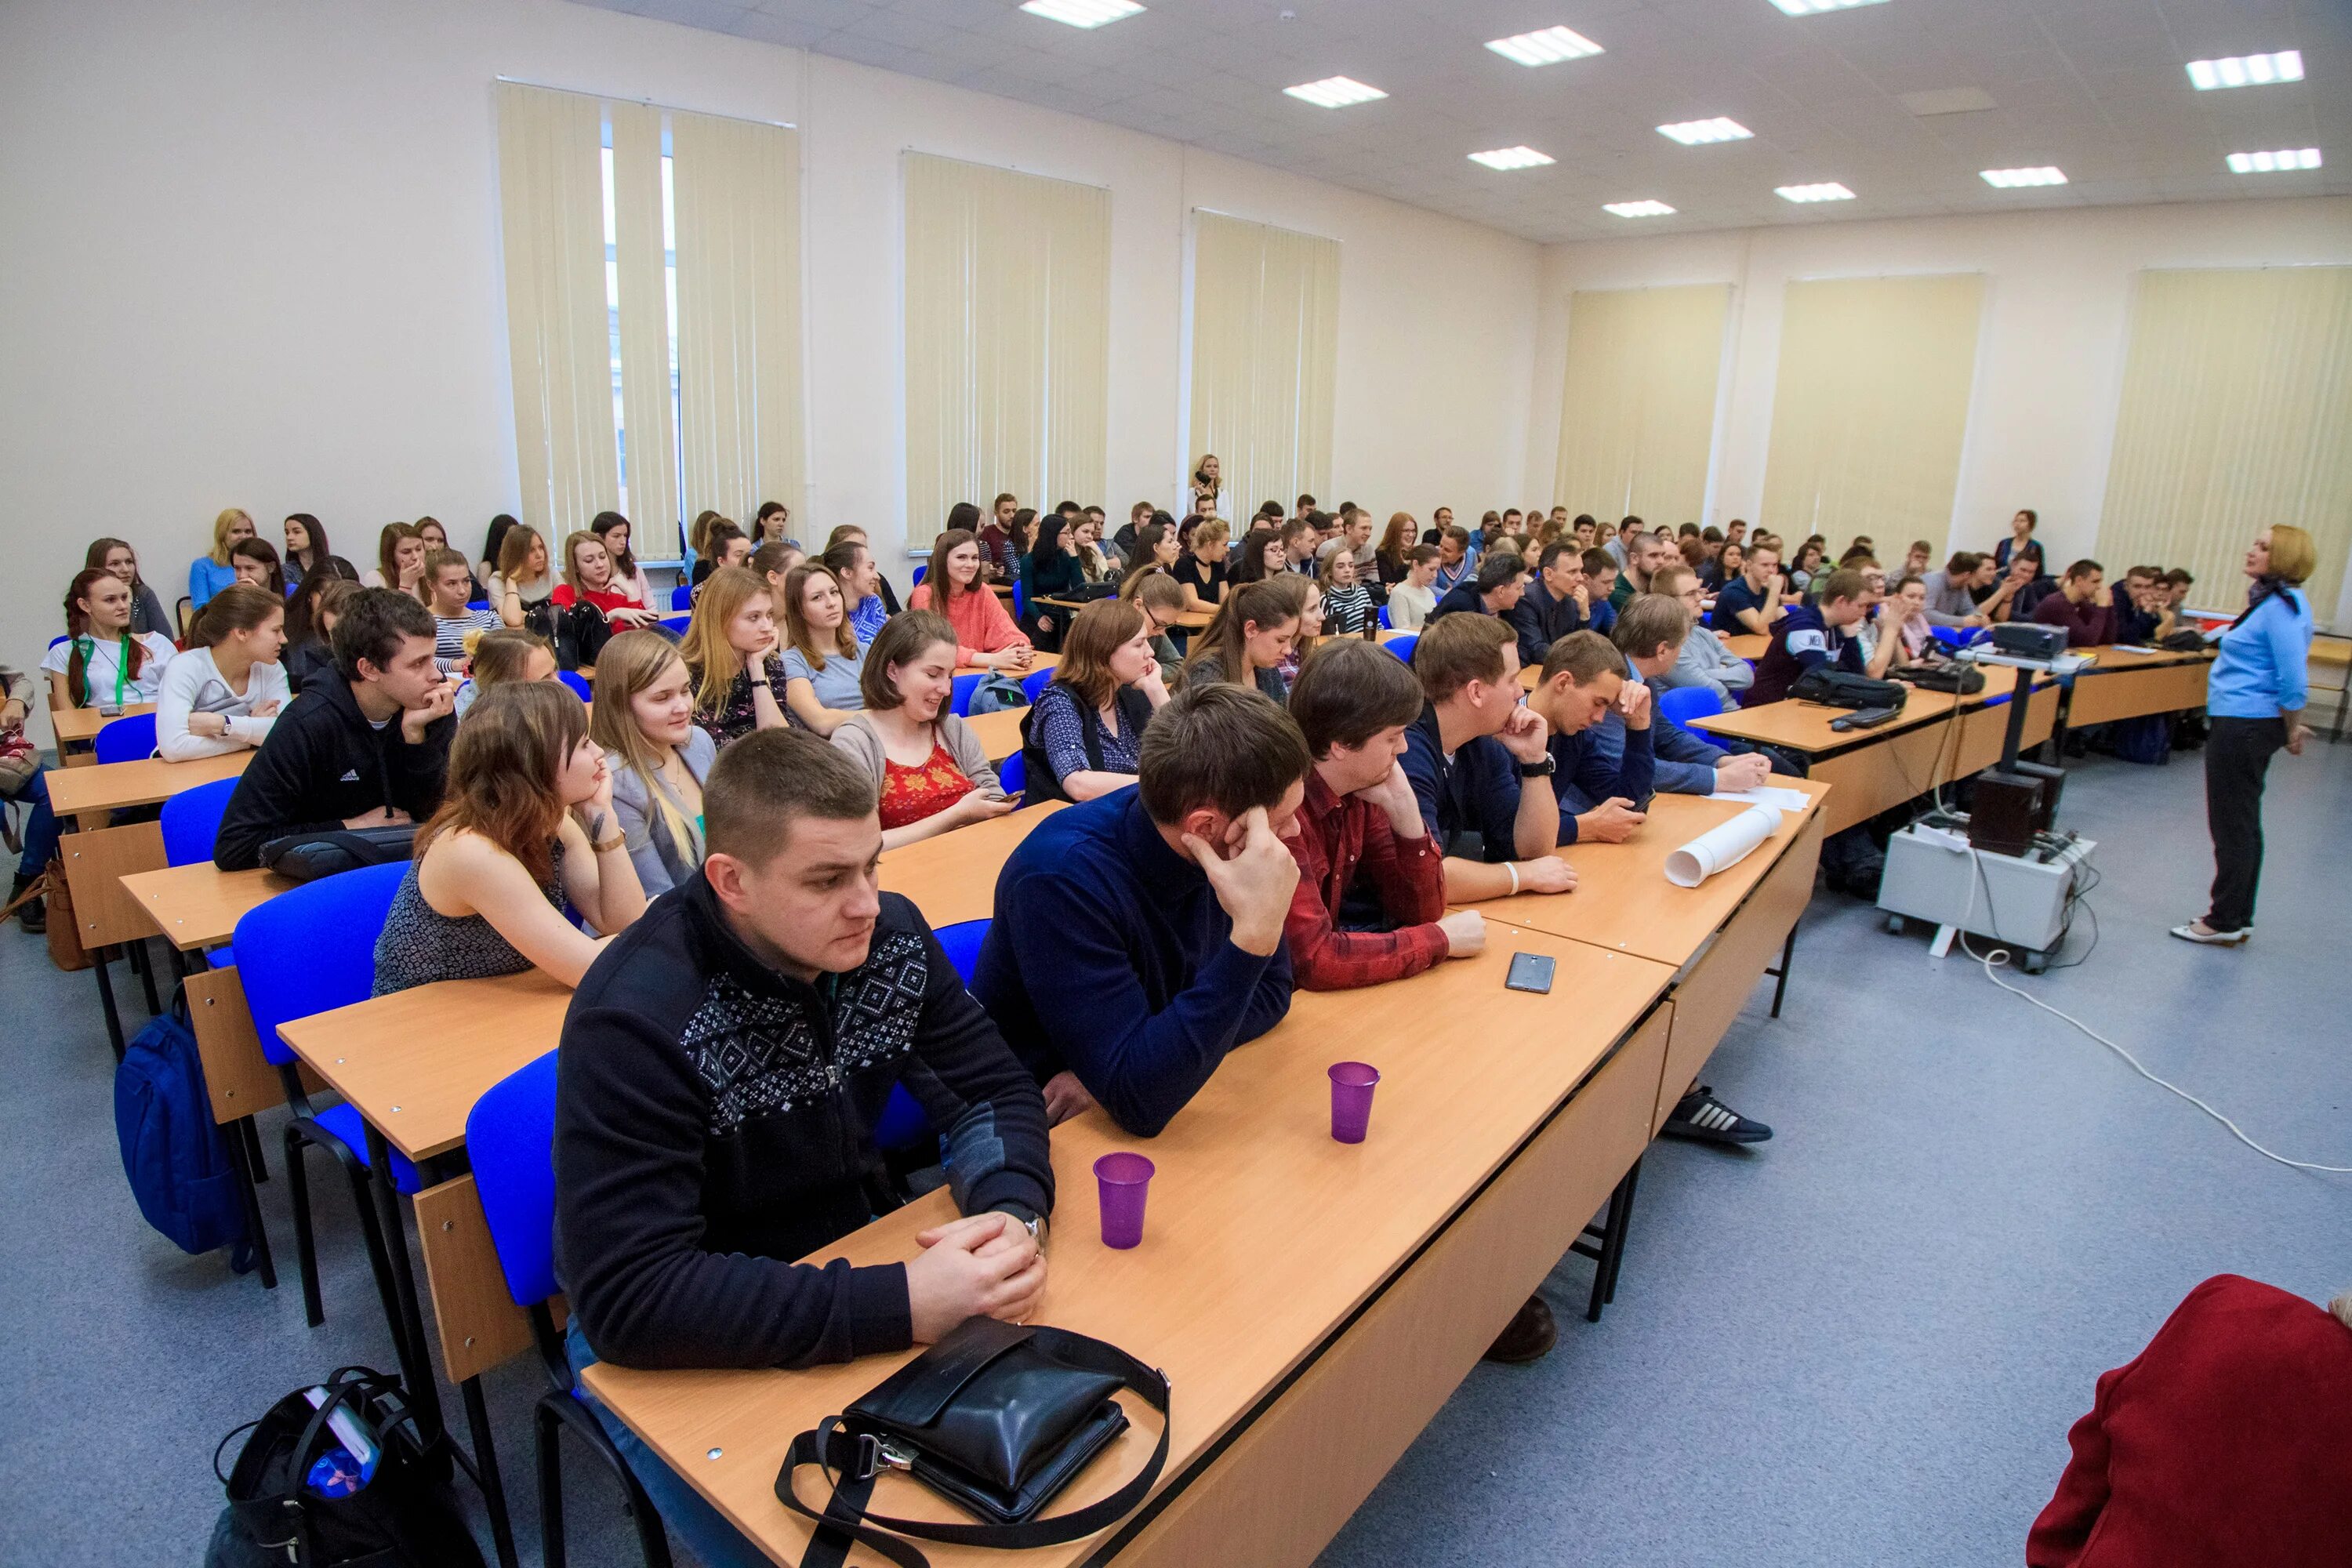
[556,728,1053,1385]
[212,588,457,870]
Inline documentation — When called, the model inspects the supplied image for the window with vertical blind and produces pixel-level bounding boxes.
[1189,212,1340,517]
[902,153,1110,544]
[2097,266,2352,616]
[1759,273,1986,553]
[495,82,802,556]
[1552,284,1730,525]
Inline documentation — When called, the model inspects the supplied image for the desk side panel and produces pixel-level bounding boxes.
[415,1176,538,1385]
[62,822,166,948]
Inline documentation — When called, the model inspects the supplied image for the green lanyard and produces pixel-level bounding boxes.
[74,634,132,708]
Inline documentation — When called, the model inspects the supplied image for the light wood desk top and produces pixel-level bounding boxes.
[1723,633,1769,661]
[2070,643,2212,670]
[583,927,1676,1567]
[878,801,1065,928]
[53,703,157,743]
[963,706,1027,762]
[1459,780,1829,970]
[279,970,574,1163]
[47,750,251,817]
[119,863,288,951]
[954,652,1060,677]
[1688,687,1994,756]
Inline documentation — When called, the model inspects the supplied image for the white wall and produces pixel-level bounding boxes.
[0,0,1540,730]
[1524,197,2352,606]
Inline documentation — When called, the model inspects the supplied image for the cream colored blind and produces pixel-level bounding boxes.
[495,82,619,541]
[673,109,804,538]
[1553,284,1730,524]
[1760,273,1985,553]
[903,153,1110,541]
[2098,266,2352,615]
[1189,212,1339,517]
[608,101,679,551]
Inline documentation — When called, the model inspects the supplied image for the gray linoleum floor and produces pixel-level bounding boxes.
[3,740,2347,1568]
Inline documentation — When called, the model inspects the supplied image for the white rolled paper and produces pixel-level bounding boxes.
[1664,805,1780,889]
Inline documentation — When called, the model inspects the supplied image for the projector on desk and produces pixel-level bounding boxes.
[1989,622,2067,662]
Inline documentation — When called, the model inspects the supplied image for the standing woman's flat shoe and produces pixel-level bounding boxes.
[2169,922,2249,946]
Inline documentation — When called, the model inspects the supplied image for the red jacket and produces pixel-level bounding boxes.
[2027,1274,2352,1567]
[1280,771,1448,990]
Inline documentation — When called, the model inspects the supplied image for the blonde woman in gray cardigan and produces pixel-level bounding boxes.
[828,611,1014,850]
[589,631,714,896]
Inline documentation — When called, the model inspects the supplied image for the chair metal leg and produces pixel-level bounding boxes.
[363,1125,446,1445]
[282,1123,325,1327]
[243,1116,269,1182]
[337,1152,413,1369]
[1570,1158,1643,1323]
[129,935,162,1017]
[536,1399,570,1568]
[223,1116,278,1290]
[91,949,127,1061]
[1766,920,1798,1019]
[540,1392,674,1568]
[460,1376,521,1568]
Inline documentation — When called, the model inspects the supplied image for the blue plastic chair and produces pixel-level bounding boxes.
[558,670,592,702]
[997,751,1027,800]
[1385,633,1417,665]
[669,583,692,611]
[469,1054,673,1567]
[934,917,989,985]
[233,862,416,1329]
[466,598,490,612]
[949,671,985,717]
[1378,604,1392,630]
[160,776,240,867]
[872,919,994,1154]
[658,614,689,637]
[1012,579,1028,622]
[93,711,158,764]
[1657,686,1726,728]
[910,564,927,586]
[1021,667,1056,704]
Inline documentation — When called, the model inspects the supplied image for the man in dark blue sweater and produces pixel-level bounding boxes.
[1508,540,1591,666]
[1519,630,1656,844]
[1577,595,1776,801]
[975,683,1308,1138]
[556,730,1054,1567]
[1743,568,1871,707]
[1428,550,1528,626]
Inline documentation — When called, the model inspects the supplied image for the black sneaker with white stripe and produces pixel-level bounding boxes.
[1663,1086,1772,1145]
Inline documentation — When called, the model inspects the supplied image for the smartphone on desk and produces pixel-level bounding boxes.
[1504,952,1555,994]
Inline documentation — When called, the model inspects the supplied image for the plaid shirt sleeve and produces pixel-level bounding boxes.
[1283,793,1453,992]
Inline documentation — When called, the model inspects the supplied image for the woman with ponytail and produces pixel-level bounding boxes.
[156,583,291,760]
[1181,577,1302,704]
[42,568,176,710]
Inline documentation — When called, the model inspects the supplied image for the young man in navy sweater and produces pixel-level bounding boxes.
[556,729,1054,1567]
[975,683,1308,1137]
[1428,550,1529,625]
[1744,567,1871,706]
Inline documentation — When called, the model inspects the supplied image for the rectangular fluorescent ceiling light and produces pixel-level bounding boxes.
[1603,200,1676,218]
[1980,165,2067,187]
[1285,76,1387,109]
[1486,25,1605,67]
[1469,146,1555,171]
[1769,0,1891,14]
[1659,117,1753,145]
[2187,50,2303,90]
[1777,182,1855,202]
[1018,0,1145,25]
[2227,147,2322,173]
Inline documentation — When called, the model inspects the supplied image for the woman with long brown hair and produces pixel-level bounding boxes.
[43,568,176,710]
[1021,597,1170,802]
[281,514,330,590]
[363,521,428,598]
[85,536,172,637]
[1182,577,1301,704]
[590,631,713,897]
[777,561,867,735]
[908,526,1032,671]
[372,681,644,996]
[490,522,557,628]
[229,535,285,597]
[828,612,1011,850]
[678,564,793,748]
[156,584,289,760]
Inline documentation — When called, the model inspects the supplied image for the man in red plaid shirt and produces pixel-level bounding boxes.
[1279,641,1486,990]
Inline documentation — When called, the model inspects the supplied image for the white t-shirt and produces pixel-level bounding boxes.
[41,631,178,708]
[154,645,294,760]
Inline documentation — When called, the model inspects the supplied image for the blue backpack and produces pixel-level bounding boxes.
[115,1000,256,1273]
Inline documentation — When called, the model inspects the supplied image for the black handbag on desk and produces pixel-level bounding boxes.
[775,1316,1171,1568]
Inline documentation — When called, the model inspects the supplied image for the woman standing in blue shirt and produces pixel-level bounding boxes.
[2173,525,2318,946]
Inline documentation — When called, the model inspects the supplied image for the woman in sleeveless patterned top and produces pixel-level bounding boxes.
[372,681,647,996]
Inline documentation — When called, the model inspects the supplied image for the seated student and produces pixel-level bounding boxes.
[1522,630,1655,845]
[3,665,60,930]
[978,492,1021,581]
[688,521,750,593]
[1125,520,1183,586]
[1429,550,1528,625]
[827,523,905,615]
[1742,567,1871,707]
[1603,515,1641,570]
[2113,564,2179,644]
[362,521,429,599]
[1279,639,1483,990]
[1183,578,1301,704]
[2027,1275,2352,1568]
[1651,564,1755,704]
[2007,543,2060,618]
[1316,507,1376,575]
[1578,548,1622,636]
[228,535,285,597]
[1269,573,1321,689]
[1573,594,1775,800]
[975,683,1305,1136]
[590,630,712,897]
[1510,540,1588,664]
[1111,498,1152,558]
[282,573,360,691]
[679,565,793,748]
[910,527,1034,673]
[1385,543,1442,631]
[45,568,179,711]
[1317,546,1374,635]
[477,514,517,591]
[213,588,458,871]
[156,585,290,761]
[1398,614,1575,902]
[554,528,666,634]
[1174,518,1233,612]
[1023,597,1171,801]
[752,499,797,548]
[1431,526,1479,594]
[281,513,329,591]
[85,537,174,640]
[750,539,805,602]
[2162,566,2195,619]
[373,681,645,995]
[1919,551,2002,628]
[191,508,256,611]
[2032,559,2118,647]
[828,612,1014,849]
[554,727,1053,1568]
[1018,515,1088,647]
[1074,508,1121,579]
[1229,526,1286,586]
[1874,575,1945,670]
[1711,542,1784,636]
[822,537,891,648]
[424,549,502,672]
[1613,530,1675,611]
[454,625,560,718]
[488,523,558,629]
[1124,568,1189,673]
[590,511,656,609]
[779,561,869,735]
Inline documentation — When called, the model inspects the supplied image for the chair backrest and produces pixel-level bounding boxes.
[466,1051,562,1308]
[466,599,489,612]
[94,712,159,764]
[1378,604,1392,630]
[933,917,989,985]
[1020,667,1056,703]
[1657,685,1726,728]
[910,564,927,586]
[949,671,984,717]
[232,861,408,1065]
[996,751,1026,799]
[659,614,690,637]
[160,776,241,867]
[558,670,592,702]
[1384,633,1417,665]
[670,583,693,611]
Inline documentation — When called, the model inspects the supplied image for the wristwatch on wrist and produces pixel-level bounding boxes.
[1516,756,1556,780]
[999,1207,1049,1250]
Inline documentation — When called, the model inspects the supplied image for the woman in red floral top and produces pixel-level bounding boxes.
[827,611,1014,850]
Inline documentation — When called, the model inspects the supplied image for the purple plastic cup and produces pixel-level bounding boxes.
[1094,1152,1156,1249]
[1329,1062,1381,1144]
